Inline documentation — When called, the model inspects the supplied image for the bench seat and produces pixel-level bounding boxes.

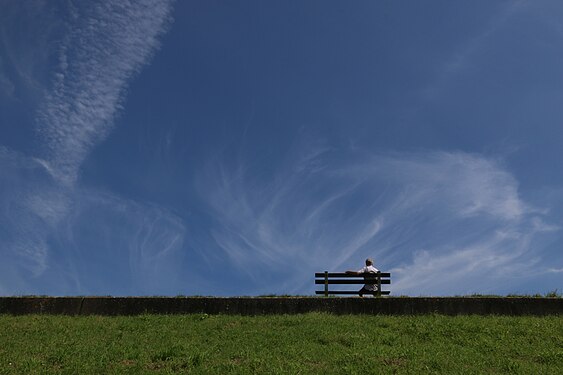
[315,272,391,297]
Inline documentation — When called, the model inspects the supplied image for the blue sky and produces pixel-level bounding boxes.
[1,0,562,296]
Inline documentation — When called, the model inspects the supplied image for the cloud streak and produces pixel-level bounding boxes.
[0,1,179,295]
[35,0,174,186]
[53,188,187,295]
[0,147,186,295]
[197,146,559,295]
[0,147,62,277]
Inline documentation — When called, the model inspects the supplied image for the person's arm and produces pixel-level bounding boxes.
[346,266,365,275]
[345,270,360,275]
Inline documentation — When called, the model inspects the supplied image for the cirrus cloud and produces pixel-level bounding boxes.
[197,146,559,296]
[35,0,174,187]
[0,0,179,295]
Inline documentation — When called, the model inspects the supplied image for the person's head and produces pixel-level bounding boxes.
[365,258,373,266]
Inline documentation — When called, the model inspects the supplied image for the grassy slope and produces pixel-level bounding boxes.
[0,313,562,374]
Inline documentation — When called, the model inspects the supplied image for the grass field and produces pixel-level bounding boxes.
[1,313,562,374]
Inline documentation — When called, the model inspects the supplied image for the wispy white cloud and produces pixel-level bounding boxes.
[0,1,177,295]
[54,188,187,295]
[390,225,539,295]
[35,0,174,186]
[0,147,61,276]
[197,146,559,295]
[0,147,186,295]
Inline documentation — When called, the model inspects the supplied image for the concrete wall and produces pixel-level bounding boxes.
[1,297,562,316]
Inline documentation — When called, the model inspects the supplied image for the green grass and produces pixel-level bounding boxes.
[1,313,562,374]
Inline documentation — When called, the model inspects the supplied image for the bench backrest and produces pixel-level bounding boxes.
[314,272,391,297]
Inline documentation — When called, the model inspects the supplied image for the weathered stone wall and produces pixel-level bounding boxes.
[1,297,561,316]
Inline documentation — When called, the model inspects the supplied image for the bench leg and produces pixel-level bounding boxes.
[377,272,382,297]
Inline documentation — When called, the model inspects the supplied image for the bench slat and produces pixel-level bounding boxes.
[315,272,391,278]
[315,290,391,295]
[315,279,391,285]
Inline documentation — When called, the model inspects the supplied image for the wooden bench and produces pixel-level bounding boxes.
[315,272,391,297]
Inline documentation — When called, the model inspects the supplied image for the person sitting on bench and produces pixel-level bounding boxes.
[345,258,379,297]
